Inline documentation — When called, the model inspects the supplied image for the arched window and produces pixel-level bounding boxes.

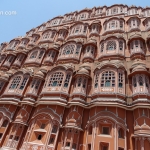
[101,71,115,87]
[119,41,123,50]
[64,74,71,88]
[77,78,82,87]
[9,76,21,89]
[30,51,38,59]
[139,76,143,86]
[52,125,58,133]
[42,31,51,39]
[118,128,124,138]
[31,79,41,90]
[133,77,137,87]
[94,73,99,88]
[2,120,8,127]
[0,81,4,90]
[118,73,123,87]
[106,41,116,50]
[48,72,64,87]
[85,45,95,54]
[145,76,149,88]
[83,79,87,88]
[100,43,104,52]
[62,44,75,55]
[19,77,28,90]
[38,50,44,59]
[88,126,92,135]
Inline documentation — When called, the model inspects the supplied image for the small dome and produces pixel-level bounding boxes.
[68,118,76,123]
[35,71,44,78]
[80,63,91,70]
[134,124,141,130]
[78,68,89,75]
[132,65,147,72]
[141,123,150,130]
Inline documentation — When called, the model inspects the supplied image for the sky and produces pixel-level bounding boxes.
[0,0,149,44]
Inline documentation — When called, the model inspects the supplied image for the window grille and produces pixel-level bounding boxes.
[9,76,21,89]
[106,41,116,50]
[118,73,123,87]
[101,71,115,87]
[64,74,71,87]
[19,77,28,90]
[48,72,64,87]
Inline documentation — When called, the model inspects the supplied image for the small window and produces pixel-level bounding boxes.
[9,135,13,139]
[52,125,58,133]
[72,143,76,149]
[37,134,42,140]
[14,136,19,141]
[88,126,92,135]
[40,124,46,129]
[2,120,8,127]
[88,144,91,150]
[66,142,70,147]
[103,146,108,150]
[102,127,109,135]
[0,133,3,139]
[118,128,124,138]
[49,137,55,144]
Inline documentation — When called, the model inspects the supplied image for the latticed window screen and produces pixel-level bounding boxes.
[111,7,118,14]
[145,76,149,88]
[9,76,21,89]
[30,51,38,59]
[20,77,28,90]
[101,71,115,87]
[120,21,123,28]
[62,45,75,55]
[64,74,71,87]
[75,44,81,54]
[101,43,104,52]
[118,73,123,87]
[0,56,5,63]
[83,79,87,88]
[106,41,116,50]
[119,41,123,50]
[0,81,4,90]
[86,46,95,54]
[31,79,41,89]
[109,20,117,29]
[77,78,82,87]
[138,76,143,86]
[38,51,44,59]
[133,77,137,87]
[42,31,51,39]
[48,50,56,58]
[94,73,99,88]
[48,72,64,87]
[52,125,58,133]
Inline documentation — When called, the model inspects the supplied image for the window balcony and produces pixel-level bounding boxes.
[103,27,124,35]
[130,48,145,59]
[83,52,94,62]
[129,26,140,32]
[68,32,87,39]
[5,46,17,51]
[17,43,26,49]
[39,38,54,43]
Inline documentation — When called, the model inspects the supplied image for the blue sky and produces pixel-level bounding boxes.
[0,0,149,44]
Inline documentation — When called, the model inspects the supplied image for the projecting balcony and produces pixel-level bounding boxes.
[24,58,42,67]
[39,38,54,43]
[17,43,26,49]
[28,41,37,47]
[130,48,145,60]
[103,27,124,35]
[129,26,140,32]
[44,57,54,65]
[5,46,16,51]
[68,32,87,39]
[91,87,126,104]
[57,54,80,64]
[89,30,99,37]
[12,60,22,69]
[1,62,12,70]
[98,51,125,61]
[82,53,94,62]
[57,35,65,41]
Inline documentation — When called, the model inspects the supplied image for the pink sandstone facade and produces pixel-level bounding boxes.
[0,4,150,150]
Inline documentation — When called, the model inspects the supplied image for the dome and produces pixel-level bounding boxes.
[132,65,147,72]
[35,71,45,79]
[134,124,141,130]
[141,123,150,130]
[78,68,89,75]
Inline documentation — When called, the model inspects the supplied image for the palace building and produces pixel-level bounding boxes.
[0,4,150,150]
